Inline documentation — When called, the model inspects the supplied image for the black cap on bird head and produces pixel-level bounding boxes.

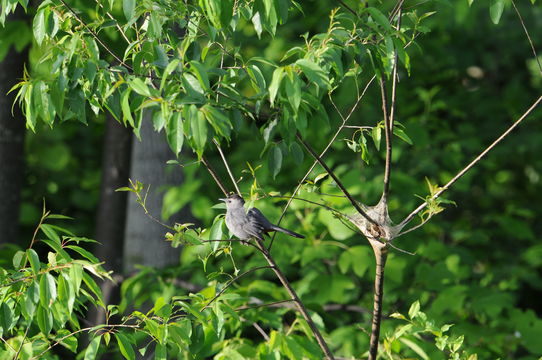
[219,193,245,205]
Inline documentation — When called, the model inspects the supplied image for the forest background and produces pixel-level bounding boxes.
[0,0,542,359]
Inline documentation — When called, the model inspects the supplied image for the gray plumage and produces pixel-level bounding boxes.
[221,194,304,241]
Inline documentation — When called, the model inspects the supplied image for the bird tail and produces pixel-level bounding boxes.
[270,225,305,239]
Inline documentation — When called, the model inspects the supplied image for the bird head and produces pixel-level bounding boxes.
[219,194,245,209]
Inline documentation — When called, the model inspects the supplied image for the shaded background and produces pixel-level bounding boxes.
[1,0,541,358]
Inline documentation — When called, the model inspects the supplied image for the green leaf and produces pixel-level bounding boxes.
[366,7,392,31]
[65,245,100,263]
[40,273,57,307]
[167,112,184,156]
[290,142,304,164]
[42,239,72,261]
[128,78,151,97]
[0,303,13,333]
[393,127,413,145]
[269,67,284,106]
[490,0,506,24]
[372,125,381,150]
[210,218,224,251]
[27,249,41,274]
[41,223,60,243]
[285,75,301,112]
[33,8,46,45]
[37,305,53,335]
[121,89,135,128]
[408,300,421,319]
[123,0,135,21]
[169,319,192,347]
[295,59,330,89]
[12,250,25,269]
[23,281,40,319]
[201,104,232,139]
[84,335,102,360]
[115,332,136,360]
[268,145,282,179]
[191,106,207,157]
[189,61,210,92]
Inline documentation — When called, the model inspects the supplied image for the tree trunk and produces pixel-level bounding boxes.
[123,120,184,273]
[94,115,133,272]
[0,18,28,245]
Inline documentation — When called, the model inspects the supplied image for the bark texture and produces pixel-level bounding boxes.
[123,120,185,273]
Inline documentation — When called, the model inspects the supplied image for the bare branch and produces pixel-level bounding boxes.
[253,238,335,359]
[201,156,229,196]
[511,0,542,74]
[368,241,388,360]
[213,139,242,196]
[379,79,392,203]
[298,134,378,226]
[400,94,542,227]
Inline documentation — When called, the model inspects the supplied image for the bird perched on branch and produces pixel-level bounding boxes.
[221,194,304,242]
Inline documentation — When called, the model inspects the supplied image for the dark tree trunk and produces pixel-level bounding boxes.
[88,115,132,328]
[0,17,28,245]
[94,115,133,272]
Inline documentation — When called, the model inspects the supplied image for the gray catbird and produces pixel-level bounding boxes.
[221,194,304,241]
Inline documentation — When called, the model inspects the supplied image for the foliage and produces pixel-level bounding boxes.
[1,0,542,359]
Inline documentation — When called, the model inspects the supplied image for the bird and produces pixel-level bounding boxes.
[220,194,305,242]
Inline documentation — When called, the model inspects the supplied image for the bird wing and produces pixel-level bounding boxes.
[241,208,267,240]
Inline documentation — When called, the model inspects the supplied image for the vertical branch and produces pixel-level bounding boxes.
[368,240,388,360]
[380,79,392,203]
[201,156,229,196]
[253,238,335,360]
[213,139,242,196]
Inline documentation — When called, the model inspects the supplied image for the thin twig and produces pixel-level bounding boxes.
[254,238,335,359]
[213,139,242,196]
[265,195,347,217]
[381,8,402,205]
[379,79,392,203]
[236,299,296,311]
[201,266,273,310]
[337,0,357,16]
[201,156,229,196]
[511,0,542,74]
[400,94,542,227]
[269,77,376,250]
[13,323,31,360]
[57,0,133,71]
[298,135,377,226]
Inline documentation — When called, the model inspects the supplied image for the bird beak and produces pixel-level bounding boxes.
[219,198,227,202]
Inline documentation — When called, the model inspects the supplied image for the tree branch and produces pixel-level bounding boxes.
[201,156,229,196]
[400,94,542,228]
[213,139,242,196]
[511,0,542,74]
[297,134,377,226]
[368,240,388,360]
[202,265,273,310]
[57,0,133,71]
[268,76,376,250]
[254,238,335,359]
